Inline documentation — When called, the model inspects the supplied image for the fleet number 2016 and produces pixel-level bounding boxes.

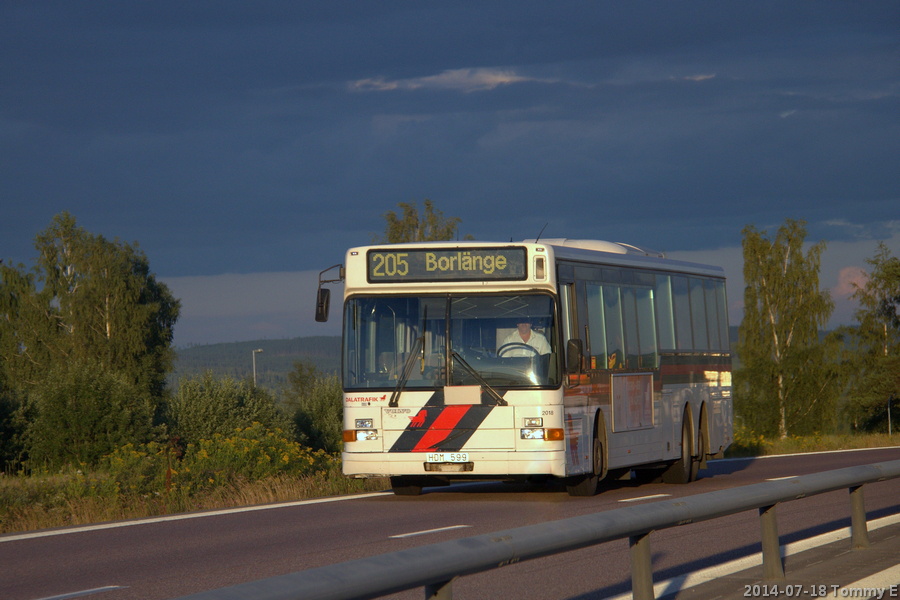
[371,253,409,277]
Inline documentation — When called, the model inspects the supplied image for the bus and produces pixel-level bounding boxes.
[315,239,732,496]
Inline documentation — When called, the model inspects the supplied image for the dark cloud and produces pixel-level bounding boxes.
[2,1,898,281]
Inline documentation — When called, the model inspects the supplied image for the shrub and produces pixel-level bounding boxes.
[291,373,343,454]
[177,423,329,493]
[103,423,330,499]
[24,360,157,470]
[725,420,769,457]
[164,372,294,446]
[104,442,170,496]
[0,387,24,472]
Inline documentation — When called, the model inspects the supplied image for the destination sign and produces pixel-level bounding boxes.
[367,247,527,282]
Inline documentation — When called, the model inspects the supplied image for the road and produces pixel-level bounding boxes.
[2,447,899,600]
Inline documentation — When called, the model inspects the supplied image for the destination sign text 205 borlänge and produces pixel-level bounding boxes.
[367,248,527,282]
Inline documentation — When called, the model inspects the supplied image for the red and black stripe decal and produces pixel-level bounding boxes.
[389,390,500,453]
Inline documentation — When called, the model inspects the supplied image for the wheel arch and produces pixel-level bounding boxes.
[594,408,609,480]
[698,402,711,468]
[681,401,696,458]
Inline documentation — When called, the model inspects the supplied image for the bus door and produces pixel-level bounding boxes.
[559,280,593,475]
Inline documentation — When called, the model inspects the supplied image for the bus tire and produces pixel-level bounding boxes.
[698,404,710,470]
[390,476,423,496]
[566,415,604,497]
[662,409,695,485]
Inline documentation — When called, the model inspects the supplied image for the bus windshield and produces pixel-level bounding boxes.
[343,293,559,391]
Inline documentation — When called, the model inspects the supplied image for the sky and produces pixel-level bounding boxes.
[2,2,898,346]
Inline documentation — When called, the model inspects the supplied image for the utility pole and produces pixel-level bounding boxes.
[889,395,894,437]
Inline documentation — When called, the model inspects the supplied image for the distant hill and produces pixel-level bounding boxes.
[170,336,341,392]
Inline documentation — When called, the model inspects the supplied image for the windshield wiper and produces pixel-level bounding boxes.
[451,351,507,406]
[389,335,423,408]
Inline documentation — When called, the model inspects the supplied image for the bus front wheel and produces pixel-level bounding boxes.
[566,422,603,497]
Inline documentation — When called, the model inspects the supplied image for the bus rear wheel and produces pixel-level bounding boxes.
[662,414,696,484]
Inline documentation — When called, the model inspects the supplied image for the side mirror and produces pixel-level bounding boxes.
[566,339,584,374]
[315,288,331,322]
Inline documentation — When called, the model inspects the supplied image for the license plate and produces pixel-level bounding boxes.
[426,452,469,463]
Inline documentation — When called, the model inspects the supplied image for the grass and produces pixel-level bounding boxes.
[724,431,899,458]
[0,462,388,535]
[2,433,897,536]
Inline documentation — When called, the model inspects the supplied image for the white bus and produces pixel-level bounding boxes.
[315,239,732,496]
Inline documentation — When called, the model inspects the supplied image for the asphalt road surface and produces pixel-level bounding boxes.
[2,447,899,600]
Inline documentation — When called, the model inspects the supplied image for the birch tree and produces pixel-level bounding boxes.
[843,243,900,430]
[380,200,463,243]
[735,219,838,438]
[0,213,180,467]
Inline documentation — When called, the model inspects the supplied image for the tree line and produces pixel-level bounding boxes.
[1,207,898,476]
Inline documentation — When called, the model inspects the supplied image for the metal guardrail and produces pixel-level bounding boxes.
[173,459,900,600]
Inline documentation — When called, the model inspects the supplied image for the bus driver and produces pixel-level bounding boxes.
[499,317,551,357]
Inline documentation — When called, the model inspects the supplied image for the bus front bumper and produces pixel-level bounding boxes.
[342,450,568,479]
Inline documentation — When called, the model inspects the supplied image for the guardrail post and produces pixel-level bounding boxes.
[629,533,654,600]
[849,485,870,550]
[759,504,784,580]
[425,578,453,600]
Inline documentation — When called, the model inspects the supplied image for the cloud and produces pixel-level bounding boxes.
[821,219,900,241]
[832,266,867,298]
[350,68,553,93]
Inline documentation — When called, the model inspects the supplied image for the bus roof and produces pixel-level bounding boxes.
[533,239,724,278]
[348,239,724,279]
[523,238,665,257]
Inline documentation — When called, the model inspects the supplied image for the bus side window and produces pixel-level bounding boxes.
[655,275,676,350]
[690,278,710,350]
[622,287,640,369]
[671,276,693,350]
[715,279,730,349]
[636,287,658,368]
[585,283,607,370]
[603,285,624,369]
[704,279,724,350]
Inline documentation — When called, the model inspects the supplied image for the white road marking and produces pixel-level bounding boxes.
[35,586,127,600]
[390,525,472,539]
[619,494,671,503]
[1,491,393,543]
[710,446,900,463]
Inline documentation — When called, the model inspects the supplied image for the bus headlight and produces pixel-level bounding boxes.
[355,418,374,428]
[524,417,543,427]
[520,428,565,441]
